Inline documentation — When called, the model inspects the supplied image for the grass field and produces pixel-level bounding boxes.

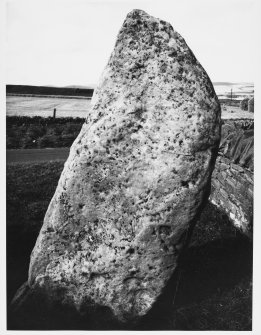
[220,104,254,120]
[6,91,254,120]
[6,95,92,118]
[7,161,252,330]
[7,148,69,163]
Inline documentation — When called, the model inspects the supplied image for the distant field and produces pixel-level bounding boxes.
[6,84,94,98]
[6,81,254,119]
[220,105,254,120]
[213,82,254,100]
[6,96,92,118]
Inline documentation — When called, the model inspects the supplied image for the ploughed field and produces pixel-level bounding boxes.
[6,115,253,330]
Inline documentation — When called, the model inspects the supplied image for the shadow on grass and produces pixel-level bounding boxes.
[136,235,252,330]
[7,228,37,306]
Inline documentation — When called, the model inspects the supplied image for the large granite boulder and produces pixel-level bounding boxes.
[12,9,221,324]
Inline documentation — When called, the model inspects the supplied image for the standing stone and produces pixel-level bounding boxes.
[240,97,249,111]
[248,97,254,113]
[16,9,221,323]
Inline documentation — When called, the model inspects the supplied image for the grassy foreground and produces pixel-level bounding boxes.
[7,161,252,330]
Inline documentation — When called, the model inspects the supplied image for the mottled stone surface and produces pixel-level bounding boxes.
[24,9,220,322]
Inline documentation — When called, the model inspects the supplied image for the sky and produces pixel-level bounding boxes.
[5,0,257,87]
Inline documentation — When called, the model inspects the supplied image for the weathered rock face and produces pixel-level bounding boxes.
[25,9,221,322]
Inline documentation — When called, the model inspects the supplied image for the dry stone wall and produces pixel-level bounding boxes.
[210,156,253,236]
[210,119,253,236]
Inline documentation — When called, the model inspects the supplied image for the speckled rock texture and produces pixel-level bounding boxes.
[20,9,221,322]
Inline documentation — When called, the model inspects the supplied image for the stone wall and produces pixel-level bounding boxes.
[209,119,253,237]
[210,156,253,236]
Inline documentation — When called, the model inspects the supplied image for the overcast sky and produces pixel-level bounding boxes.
[6,0,256,87]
